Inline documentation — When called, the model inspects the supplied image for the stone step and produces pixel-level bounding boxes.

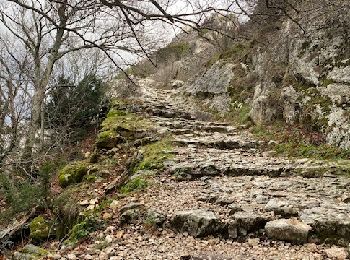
[169,206,350,246]
[167,160,347,181]
[155,120,235,133]
[173,137,260,150]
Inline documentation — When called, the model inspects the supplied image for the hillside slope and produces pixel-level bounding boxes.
[3,3,350,259]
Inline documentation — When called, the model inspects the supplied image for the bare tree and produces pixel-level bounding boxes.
[0,37,31,166]
[0,0,137,159]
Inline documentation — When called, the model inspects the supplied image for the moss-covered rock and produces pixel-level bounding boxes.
[29,216,51,242]
[13,244,48,260]
[96,130,121,149]
[96,106,152,150]
[135,139,174,172]
[144,210,166,228]
[65,216,100,245]
[58,162,89,188]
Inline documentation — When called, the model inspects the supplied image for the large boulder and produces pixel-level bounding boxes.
[265,219,311,244]
[170,209,223,237]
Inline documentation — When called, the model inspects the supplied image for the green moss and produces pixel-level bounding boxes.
[250,123,350,161]
[251,125,276,140]
[58,161,89,188]
[19,244,48,258]
[228,103,252,125]
[299,88,333,131]
[321,78,335,87]
[274,142,350,160]
[205,53,221,68]
[111,98,128,108]
[29,216,51,241]
[205,42,251,68]
[144,211,166,228]
[120,177,148,194]
[101,107,149,131]
[65,215,100,245]
[96,106,152,149]
[96,129,120,149]
[53,185,84,238]
[135,139,174,172]
[101,108,150,131]
[219,43,247,60]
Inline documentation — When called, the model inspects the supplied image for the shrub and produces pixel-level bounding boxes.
[45,74,107,143]
[0,174,43,225]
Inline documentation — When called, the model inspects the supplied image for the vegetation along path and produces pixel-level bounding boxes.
[9,85,350,259]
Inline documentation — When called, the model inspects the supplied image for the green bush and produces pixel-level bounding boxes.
[45,74,107,143]
[0,174,43,225]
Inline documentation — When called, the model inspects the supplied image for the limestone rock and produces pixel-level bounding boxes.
[144,210,166,228]
[328,66,350,84]
[170,80,184,89]
[265,219,312,244]
[170,209,223,237]
[13,244,48,260]
[233,211,272,236]
[300,207,350,244]
[265,199,299,217]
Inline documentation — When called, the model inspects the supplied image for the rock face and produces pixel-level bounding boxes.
[170,210,223,237]
[265,219,311,244]
[182,61,235,113]
[248,1,350,149]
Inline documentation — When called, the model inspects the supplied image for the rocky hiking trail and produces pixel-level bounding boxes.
[13,86,350,259]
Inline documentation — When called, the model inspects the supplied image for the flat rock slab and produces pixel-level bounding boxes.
[171,209,223,237]
[300,207,350,245]
[265,219,311,244]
